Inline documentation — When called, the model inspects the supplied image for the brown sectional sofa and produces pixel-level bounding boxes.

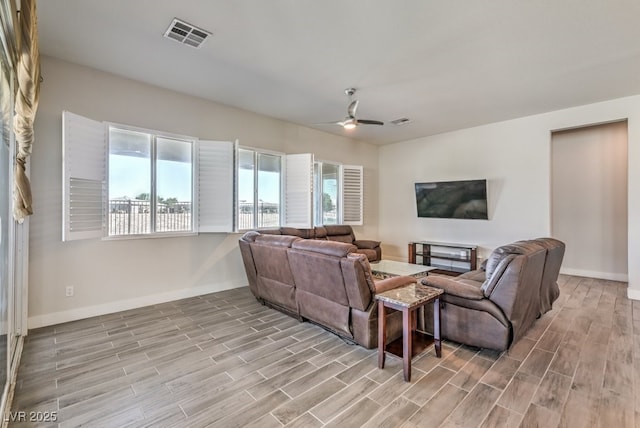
[260,224,382,262]
[420,238,565,351]
[239,231,413,348]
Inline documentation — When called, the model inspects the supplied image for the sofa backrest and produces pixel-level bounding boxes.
[287,239,361,337]
[531,238,565,314]
[250,234,300,312]
[239,231,261,298]
[483,242,546,343]
[323,225,356,244]
[280,227,315,239]
[314,226,328,240]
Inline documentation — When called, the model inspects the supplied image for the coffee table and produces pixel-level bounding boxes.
[369,259,437,280]
[376,282,443,382]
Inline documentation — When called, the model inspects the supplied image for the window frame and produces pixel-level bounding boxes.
[312,161,363,226]
[236,146,285,232]
[313,160,341,226]
[105,123,198,240]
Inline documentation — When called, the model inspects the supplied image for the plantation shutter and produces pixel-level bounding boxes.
[341,165,363,225]
[198,140,235,232]
[284,153,313,228]
[62,111,107,241]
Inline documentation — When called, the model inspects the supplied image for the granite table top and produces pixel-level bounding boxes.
[375,283,444,309]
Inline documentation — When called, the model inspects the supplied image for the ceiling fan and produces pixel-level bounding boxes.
[319,88,384,130]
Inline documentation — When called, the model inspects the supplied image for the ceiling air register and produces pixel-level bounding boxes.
[163,18,211,48]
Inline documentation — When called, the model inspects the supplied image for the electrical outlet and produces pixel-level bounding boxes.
[65,286,74,297]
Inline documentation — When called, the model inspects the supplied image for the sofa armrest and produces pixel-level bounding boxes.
[420,276,485,300]
[374,275,416,294]
[354,239,381,250]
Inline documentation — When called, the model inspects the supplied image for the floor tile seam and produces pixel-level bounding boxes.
[247,362,319,399]
[492,366,543,415]
[443,381,505,428]
[364,369,428,407]
[276,411,319,427]
[307,394,368,426]
[436,350,485,381]
[256,354,316,380]
[180,388,257,420]
[289,377,355,426]
[530,372,574,416]
[54,369,139,407]
[56,384,136,416]
[400,377,458,408]
[55,366,128,392]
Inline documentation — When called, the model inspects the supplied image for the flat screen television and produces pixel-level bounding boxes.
[415,179,488,219]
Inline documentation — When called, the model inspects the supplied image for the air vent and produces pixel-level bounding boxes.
[390,118,411,126]
[164,18,211,48]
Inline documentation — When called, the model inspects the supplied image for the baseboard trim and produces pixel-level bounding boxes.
[627,288,640,301]
[27,282,246,329]
[559,268,628,282]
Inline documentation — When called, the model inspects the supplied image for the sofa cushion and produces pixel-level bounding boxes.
[324,224,355,238]
[420,276,484,300]
[254,234,300,247]
[354,239,381,250]
[484,244,529,278]
[291,239,356,257]
[240,230,261,243]
[327,234,354,244]
[259,228,282,235]
[458,269,486,282]
[481,254,516,297]
[355,248,378,262]
[314,226,328,239]
[375,275,417,294]
[280,227,315,239]
[347,253,376,294]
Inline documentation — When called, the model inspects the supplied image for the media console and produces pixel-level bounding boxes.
[408,241,478,276]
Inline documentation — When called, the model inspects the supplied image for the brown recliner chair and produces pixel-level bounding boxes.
[420,240,562,351]
[316,225,382,262]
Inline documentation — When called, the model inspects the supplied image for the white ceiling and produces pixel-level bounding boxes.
[36,0,640,145]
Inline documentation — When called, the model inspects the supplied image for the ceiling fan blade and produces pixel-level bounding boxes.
[347,100,359,118]
[313,120,345,126]
[356,119,384,126]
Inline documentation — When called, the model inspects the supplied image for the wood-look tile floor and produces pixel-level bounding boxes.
[8,275,640,427]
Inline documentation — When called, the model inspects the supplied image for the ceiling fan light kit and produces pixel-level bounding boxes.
[343,119,357,130]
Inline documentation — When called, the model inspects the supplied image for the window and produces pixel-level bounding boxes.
[314,161,339,226]
[108,126,194,236]
[62,111,361,239]
[237,148,282,230]
[313,162,363,226]
[63,112,230,241]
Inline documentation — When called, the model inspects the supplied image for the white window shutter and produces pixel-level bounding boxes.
[284,153,313,228]
[62,111,106,241]
[198,140,234,233]
[341,165,363,225]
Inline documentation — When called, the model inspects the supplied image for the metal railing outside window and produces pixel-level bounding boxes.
[109,199,192,235]
[237,201,279,230]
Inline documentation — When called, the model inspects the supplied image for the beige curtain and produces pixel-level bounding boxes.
[0,1,17,149]
[13,0,40,222]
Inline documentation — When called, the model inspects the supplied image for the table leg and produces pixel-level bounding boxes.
[403,307,411,381]
[378,300,386,369]
[434,297,441,358]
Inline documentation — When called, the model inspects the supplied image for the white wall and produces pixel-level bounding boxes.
[551,121,628,281]
[379,95,640,300]
[29,56,380,328]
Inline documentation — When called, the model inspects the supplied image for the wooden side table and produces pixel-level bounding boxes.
[376,283,443,382]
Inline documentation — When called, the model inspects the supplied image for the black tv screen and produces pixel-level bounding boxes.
[415,179,488,219]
